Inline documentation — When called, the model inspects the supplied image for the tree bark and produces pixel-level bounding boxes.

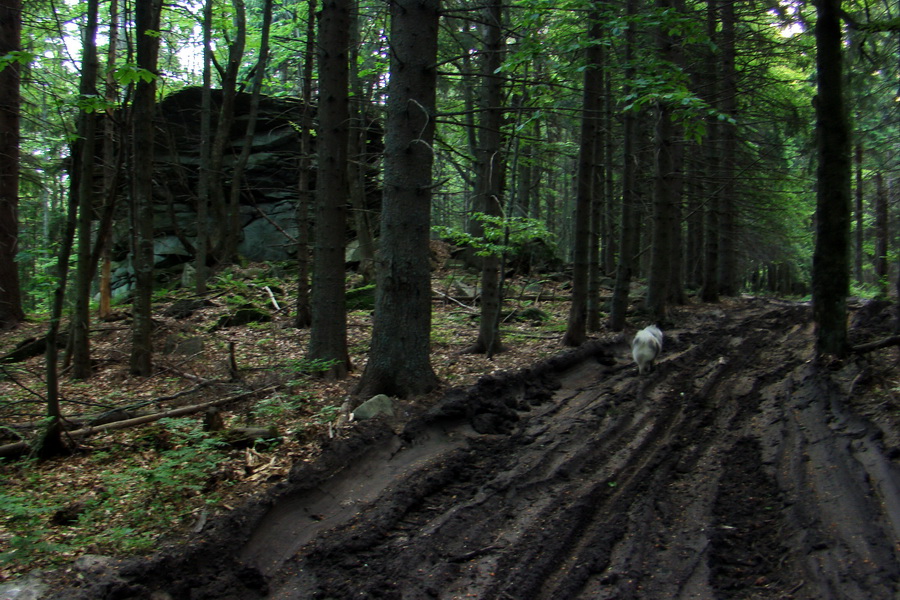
[70,0,101,379]
[812,0,851,357]
[700,0,720,303]
[0,0,25,329]
[853,142,863,285]
[587,129,604,332]
[347,0,377,285]
[608,0,639,332]
[209,0,245,263]
[129,0,163,376]
[646,0,682,323]
[228,0,273,263]
[873,171,888,295]
[97,0,120,320]
[717,0,738,296]
[356,0,440,398]
[308,0,351,378]
[195,0,213,295]
[294,0,316,328]
[469,0,505,357]
[564,8,602,346]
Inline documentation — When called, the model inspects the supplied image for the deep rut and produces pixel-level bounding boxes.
[50,300,900,600]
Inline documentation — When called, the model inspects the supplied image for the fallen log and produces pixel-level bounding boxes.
[0,384,280,459]
[851,335,900,354]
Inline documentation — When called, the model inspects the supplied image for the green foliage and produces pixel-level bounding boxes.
[312,404,342,425]
[0,484,65,566]
[0,419,228,570]
[346,284,376,311]
[253,392,310,420]
[284,357,341,377]
[434,213,557,258]
[0,50,35,71]
[112,64,158,85]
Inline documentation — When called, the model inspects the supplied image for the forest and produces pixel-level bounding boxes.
[1,0,900,593]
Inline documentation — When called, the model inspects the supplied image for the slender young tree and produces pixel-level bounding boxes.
[195,0,213,294]
[70,0,101,379]
[39,175,79,458]
[294,0,316,328]
[96,0,121,321]
[308,0,351,378]
[853,142,863,285]
[812,0,851,357]
[209,0,246,263]
[129,0,164,376]
[873,171,888,295]
[228,0,274,252]
[0,0,25,329]
[356,0,440,398]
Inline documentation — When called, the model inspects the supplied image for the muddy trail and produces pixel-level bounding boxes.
[50,298,900,600]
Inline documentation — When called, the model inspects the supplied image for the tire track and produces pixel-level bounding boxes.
[265,302,827,599]
[48,300,900,600]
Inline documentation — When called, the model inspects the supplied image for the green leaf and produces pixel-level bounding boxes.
[0,50,35,72]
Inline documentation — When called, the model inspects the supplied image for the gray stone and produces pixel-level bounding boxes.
[180,263,196,288]
[0,575,48,600]
[239,206,298,262]
[74,554,118,576]
[352,394,394,420]
[163,335,204,355]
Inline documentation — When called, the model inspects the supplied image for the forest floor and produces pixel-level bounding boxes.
[3,267,900,599]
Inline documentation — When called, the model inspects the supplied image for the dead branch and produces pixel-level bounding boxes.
[0,384,280,459]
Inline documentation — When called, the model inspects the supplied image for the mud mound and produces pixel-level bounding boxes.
[47,299,900,600]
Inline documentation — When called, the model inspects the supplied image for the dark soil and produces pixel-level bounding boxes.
[44,298,900,599]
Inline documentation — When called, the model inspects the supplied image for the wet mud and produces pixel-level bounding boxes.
[49,299,900,599]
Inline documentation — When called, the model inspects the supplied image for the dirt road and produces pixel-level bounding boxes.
[52,299,900,599]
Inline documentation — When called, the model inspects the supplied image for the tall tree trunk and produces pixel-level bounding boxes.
[873,171,888,296]
[812,0,850,357]
[587,131,604,332]
[468,0,505,357]
[347,0,377,285]
[195,0,213,294]
[646,0,681,323]
[854,142,863,285]
[609,0,639,332]
[700,0,720,303]
[564,7,602,346]
[129,0,163,376]
[223,0,247,262]
[685,155,703,290]
[602,72,617,277]
[356,0,440,399]
[97,0,120,320]
[308,0,351,378]
[717,0,737,296]
[70,0,101,380]
[294,0,316,328]
[0,0,25,329]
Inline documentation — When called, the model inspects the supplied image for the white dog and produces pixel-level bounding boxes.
[632,325,663,375]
